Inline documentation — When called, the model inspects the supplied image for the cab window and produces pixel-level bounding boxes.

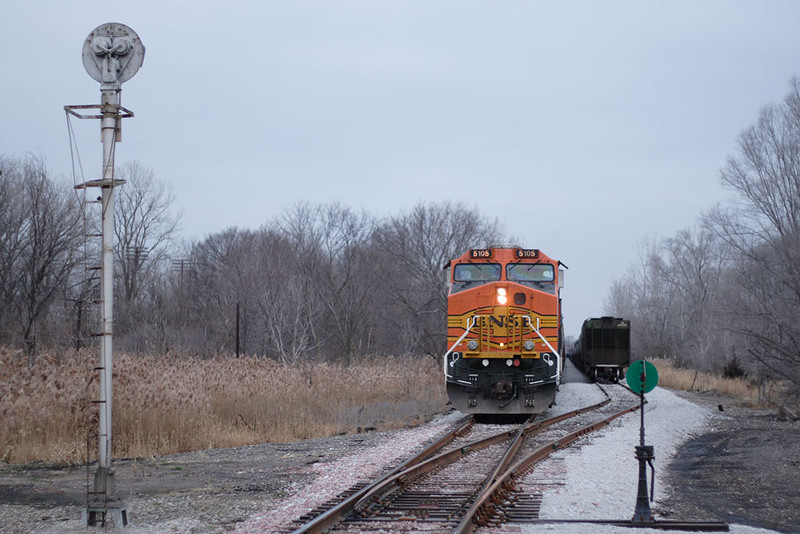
[506,263,555,293]
[451,263,501,293]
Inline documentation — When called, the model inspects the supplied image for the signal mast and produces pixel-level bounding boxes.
[68,22,145,528]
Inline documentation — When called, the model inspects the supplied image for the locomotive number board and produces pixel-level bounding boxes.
[515,249,540,259]
[469,249,493,259]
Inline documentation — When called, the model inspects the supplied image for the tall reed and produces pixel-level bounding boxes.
[0,347,447,465]
[647,358,758,400]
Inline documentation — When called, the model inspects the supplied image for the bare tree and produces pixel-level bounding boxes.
[3,156,82,364]
[110,161,181,352]
[660,229,732,370]
[0,156,27,342]
[114,161,180,303]
[280,202,377,365]
[251,227,322,364]
[706,77,800,390]
[604,237,677,361]
[182,228,246,356]
[373,201,505,357]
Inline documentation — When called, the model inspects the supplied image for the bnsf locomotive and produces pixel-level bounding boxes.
[443,246,565,414]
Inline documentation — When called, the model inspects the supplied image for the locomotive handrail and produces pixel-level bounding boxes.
[443,315,480,380]
[523,315,562,385]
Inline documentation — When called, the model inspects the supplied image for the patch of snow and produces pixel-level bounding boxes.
[548,381,608,417]
[539,385,708,520]
[512,382,781,534]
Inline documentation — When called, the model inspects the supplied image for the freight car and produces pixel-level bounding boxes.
[443,245,565,414]
[570,316,630,382]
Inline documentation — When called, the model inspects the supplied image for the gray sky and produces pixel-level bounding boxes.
[2,1,800,337]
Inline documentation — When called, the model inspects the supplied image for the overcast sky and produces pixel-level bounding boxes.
[2,1,800,337]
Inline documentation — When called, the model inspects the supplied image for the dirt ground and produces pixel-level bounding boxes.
[656,391,800,534]
[1,391,798,533]
[0,429,398,533]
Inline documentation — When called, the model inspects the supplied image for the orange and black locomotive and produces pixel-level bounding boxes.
[443,245,565,414]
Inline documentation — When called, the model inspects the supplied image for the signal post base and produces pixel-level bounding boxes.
[83,503,128,528]
[84,467,128,527]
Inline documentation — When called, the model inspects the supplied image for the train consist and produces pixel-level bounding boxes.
[443,245,565,414]
[569,316,631,382]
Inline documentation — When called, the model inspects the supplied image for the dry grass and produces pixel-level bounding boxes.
[648,358,759,400]
[0,347,448,465]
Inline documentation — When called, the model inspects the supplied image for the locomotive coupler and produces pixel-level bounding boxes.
[632,445,655,522]
[491,379,514,399]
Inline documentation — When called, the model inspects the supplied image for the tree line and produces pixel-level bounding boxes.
[146,201,503,365]
[0,156,504,366]
[605,78,800,395]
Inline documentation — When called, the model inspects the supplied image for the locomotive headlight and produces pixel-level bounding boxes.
[482,359,490,367]
[496,287,508,305]
[524,340,535,351]
[506,359,513,367]
[467,340,478,351]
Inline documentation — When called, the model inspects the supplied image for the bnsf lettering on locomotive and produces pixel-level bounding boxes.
[489,316,505,327]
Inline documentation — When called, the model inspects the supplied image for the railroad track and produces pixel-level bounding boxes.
[287,383,642,533]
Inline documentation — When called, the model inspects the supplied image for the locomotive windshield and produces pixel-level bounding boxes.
[451,263,501,293]
[506,263,555,293]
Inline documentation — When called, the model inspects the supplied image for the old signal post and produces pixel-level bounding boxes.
[626,359,659,523]
[69,22,145,527]
[618,363,729,530]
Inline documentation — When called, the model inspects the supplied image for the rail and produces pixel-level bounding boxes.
[288,415,473,534]
[352,394,611,518]
[455,403,641,532]
[287,383,727,533]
